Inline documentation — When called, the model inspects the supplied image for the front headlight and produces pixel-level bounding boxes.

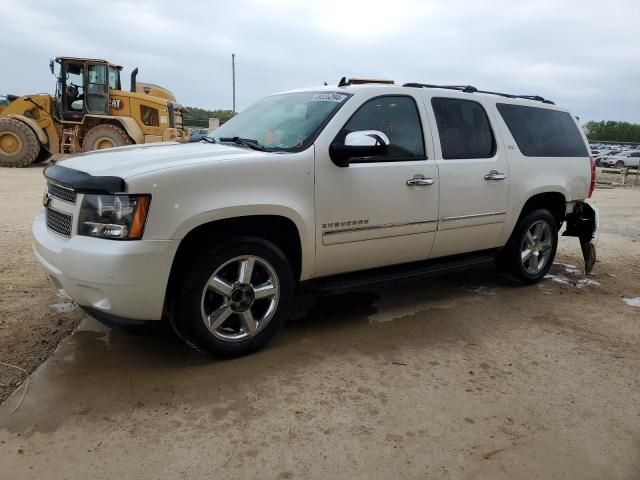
[78,194,151,240]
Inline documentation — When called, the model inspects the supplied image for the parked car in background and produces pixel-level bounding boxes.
[601,151,640,168]
[189,128,210,142]
[596,149,620,159]
[595,149,621,166]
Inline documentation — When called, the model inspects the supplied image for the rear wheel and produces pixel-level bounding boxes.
[615,160,625,168]
[176,238,295,357]
[0,118,41,167]
[500,209,558,284]
[82,124,132,152]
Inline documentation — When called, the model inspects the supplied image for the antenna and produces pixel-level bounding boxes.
[231,54,236,114]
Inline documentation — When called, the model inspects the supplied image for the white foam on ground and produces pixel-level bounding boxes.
[553,261,581,275]
[461,286,497,295]
[544,274,571,285]
[49,303,77,314]
[623,297,640,308]
[576,278,600,287]
[544,275,600,288]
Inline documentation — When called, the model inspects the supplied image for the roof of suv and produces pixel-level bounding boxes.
[281,81,564,110]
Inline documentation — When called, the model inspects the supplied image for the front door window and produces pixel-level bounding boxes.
[335,95,426,161]
[63,63,85,113]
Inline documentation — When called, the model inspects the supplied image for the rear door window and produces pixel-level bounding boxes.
[431,98,495,159]
[496,103,588,157]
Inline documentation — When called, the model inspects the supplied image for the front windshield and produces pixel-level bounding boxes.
[209,91,352,152]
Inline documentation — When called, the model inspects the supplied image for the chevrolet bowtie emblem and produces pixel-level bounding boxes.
[42,192,51,208]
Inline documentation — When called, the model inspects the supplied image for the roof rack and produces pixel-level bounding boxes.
[338,77,395,87]
[403,82,555,104]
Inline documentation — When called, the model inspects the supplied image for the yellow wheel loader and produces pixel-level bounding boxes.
[0,57,186,167]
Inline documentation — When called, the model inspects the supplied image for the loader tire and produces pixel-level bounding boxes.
[0,118,41,168]
[82,124,133,152]
[33,148,52,164]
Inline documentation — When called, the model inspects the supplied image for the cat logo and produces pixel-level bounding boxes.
[110,99,123,109]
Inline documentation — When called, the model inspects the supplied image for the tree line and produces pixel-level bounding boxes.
[182,107,235,128]
[583,121,640,143]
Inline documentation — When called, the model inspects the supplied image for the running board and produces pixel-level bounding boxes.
[300,249,499,294]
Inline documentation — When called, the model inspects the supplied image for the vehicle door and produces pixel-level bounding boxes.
[314,91,439,276]
[85,63,109,115]
[426,96,509,258]
[61,61,86,121]
[627,151,640,168]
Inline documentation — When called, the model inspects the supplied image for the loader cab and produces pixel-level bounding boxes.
[54,57,122,122]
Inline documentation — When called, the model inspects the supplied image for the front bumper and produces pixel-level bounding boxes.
[33,212,178,321]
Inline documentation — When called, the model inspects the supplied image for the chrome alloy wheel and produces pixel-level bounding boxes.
[200,255,280,342]
[521,220,553,275]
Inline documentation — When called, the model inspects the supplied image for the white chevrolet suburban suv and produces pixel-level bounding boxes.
[33,79,598,357]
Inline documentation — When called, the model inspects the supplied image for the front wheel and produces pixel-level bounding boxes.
[82,124,133,152]
[176,238,294,357]
[0,118,41,167]
[499,209,558,284]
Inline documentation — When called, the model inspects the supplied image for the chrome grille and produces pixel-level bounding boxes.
[46,208,73,237]
[47,182,76,203]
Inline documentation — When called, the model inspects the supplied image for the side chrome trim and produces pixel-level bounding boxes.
[440,211,507,222]
[323,219,438,236]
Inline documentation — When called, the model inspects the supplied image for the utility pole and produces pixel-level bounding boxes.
[232,53,236,114]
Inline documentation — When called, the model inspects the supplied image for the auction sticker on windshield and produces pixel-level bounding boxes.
[311,93,348,102]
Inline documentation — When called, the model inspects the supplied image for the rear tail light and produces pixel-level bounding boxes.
[588,156,596,198]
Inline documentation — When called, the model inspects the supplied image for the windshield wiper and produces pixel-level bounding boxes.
[201,136,216,144]
[218,137,266,151]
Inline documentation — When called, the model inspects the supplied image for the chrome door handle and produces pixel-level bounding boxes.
[407,175,434,186]
[484,170,507,181]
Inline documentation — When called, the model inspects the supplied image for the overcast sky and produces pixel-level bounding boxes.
[1,0,638,123]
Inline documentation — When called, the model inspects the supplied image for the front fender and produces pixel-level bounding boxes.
[8,114,48,145]
[173,204,310,244]
[84,115,144,144]
[171,205,315,280]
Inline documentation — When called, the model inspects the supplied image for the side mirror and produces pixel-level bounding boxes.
[329,130,390,167]
[49,59,54,75]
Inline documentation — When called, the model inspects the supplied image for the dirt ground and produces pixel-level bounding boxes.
[0,165,83,404]
[0,166,639,479]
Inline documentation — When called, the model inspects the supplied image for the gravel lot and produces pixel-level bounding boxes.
[0,165,83,404]
[1,165,639,479]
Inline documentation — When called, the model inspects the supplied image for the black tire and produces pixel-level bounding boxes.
[0,118,41,167]
[175,237,295,358]
[499,209,558,284]
[82,124,133,152]
[615,160,625,168]
[33,148,52,164]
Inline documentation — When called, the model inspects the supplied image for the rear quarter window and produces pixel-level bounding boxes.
[496,103,588,157]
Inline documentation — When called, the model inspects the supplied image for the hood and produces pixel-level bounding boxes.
[59,142,266,178]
